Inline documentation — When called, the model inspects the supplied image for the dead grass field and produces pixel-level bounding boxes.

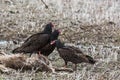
[0,0,120,80]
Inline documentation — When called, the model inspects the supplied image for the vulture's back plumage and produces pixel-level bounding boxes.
[40,30,60,56]
[55,40,96,70]
[12,33,50,53]
[12,23,54,55]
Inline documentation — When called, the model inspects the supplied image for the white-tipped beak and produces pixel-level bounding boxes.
[50,40,56,45]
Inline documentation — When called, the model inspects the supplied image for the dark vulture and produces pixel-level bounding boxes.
[12,22,54,56]
[55,40,96,70]
[40,30,61,56]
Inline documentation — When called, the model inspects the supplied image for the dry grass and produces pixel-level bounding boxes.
[0,0,120,80]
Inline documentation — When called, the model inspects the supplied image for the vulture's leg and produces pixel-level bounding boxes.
[38,51,41,55]
[64,61,68,68]
[29,53,33,57]
[73,64,77,71]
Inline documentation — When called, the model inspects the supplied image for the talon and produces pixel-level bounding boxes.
[62,65,67,68]
[38,51,41,56]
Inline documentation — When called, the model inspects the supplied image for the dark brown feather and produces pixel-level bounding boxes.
[12,33,50,53]
[40,30,60,56]
[40,43,56,56]
[55,40,96,70]
[58,46,96,64]
[12,22,54,55]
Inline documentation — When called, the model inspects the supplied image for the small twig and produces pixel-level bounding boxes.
[0,50,7,56]
[54,67,74,73]
[41,0,49,9]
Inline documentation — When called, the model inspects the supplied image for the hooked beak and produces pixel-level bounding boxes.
[50,40,56,45]
[58,29,61,33]
[51,23,54,28]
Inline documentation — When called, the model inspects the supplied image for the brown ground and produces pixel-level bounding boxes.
[0,0,120,80]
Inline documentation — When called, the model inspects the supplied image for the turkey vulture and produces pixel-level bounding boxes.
[55,40,96,70]
[40,30,61,56]
[12,22,54,56]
